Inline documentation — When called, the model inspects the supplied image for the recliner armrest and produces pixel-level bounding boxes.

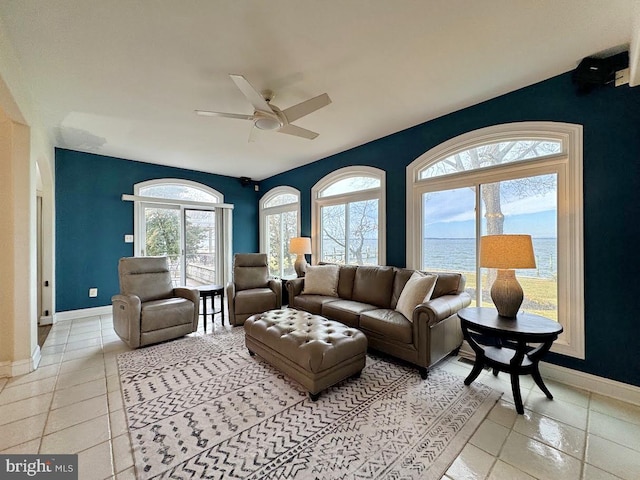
[174,287,200,328]
[112,294,142,348]
[226,282,237,325]
[268,278,283,308]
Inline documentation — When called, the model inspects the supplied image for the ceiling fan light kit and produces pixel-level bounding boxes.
[196,74,331,139]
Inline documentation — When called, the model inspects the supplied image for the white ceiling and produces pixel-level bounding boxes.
[0,1,638,180]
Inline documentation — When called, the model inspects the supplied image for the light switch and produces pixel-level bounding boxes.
[89,288,98,297]
[124,234,134,243]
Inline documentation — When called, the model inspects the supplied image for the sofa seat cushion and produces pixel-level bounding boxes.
[291,295,339,315]
[322,300,377,328]
[235,288,277,314]
[141,297,194,332]
[360,309,413,344]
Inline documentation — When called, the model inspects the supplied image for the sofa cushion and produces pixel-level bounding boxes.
[337,264,357,299]
[322,300,377,328]
[291,295,339,315]
[351,266,395,308]
[425,271,464,298]
[395,272,438,321]
[360,309,413,344]
[302,265,340,296]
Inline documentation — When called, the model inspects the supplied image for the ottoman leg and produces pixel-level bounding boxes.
[351,370,362,379]
[248,349,255,356]
[309,392,320,402]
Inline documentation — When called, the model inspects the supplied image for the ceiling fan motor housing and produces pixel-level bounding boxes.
[254,110,283,130]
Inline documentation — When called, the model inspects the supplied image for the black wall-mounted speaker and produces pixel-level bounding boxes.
[572,51,629,91]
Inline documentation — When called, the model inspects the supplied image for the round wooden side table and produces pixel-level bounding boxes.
[196,284,225,332]
[457,307,563,414]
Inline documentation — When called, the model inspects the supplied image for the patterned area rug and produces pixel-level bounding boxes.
[117,327,500,479]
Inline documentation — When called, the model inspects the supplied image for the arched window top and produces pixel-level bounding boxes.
[136,178,223,203]
[412,123,574,182]
[261,186,300,209]
[315,166,383,198]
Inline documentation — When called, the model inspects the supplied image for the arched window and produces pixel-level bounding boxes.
[312,166,386,266]
[259,186,300,278]
[132,179,227,287]
[407,122,583,358]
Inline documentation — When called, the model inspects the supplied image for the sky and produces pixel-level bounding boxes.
[423,186,557,238]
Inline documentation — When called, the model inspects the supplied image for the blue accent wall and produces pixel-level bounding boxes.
[55,149,259,312]
[260,72,640,387]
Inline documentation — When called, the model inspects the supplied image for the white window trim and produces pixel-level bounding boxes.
[312,166,386,266]
[259,186,301,278]
[406,122,584,359]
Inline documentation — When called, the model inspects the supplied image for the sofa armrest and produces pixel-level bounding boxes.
[174,287,200,328]
[268,278,283,308]
[286,277,305,305]
[414,292,472,327]
[112,294,142,348]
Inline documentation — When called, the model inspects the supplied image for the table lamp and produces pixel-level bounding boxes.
[289,237,312,277]
[480,234,536,318]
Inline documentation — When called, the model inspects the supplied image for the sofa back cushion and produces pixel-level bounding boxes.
[424,271,465,298]
[337,265,357,299]
[352,266,395,308]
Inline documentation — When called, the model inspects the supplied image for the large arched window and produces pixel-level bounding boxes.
[131,179,228,287]
[407,122,583,358]
[259,186,300,278]
[312,166,386,265]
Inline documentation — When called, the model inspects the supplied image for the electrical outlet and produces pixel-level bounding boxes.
[124,234,134,243]
[89,288,98,297]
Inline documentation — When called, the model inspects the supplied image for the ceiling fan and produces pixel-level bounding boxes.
[196,74,331,140]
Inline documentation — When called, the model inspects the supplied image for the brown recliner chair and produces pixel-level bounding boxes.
[227,253,282,326]
[112,256,199,348]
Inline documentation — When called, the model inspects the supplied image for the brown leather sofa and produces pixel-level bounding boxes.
[112,256,200,348]
[227,253,282,326]
[286,265,471,377]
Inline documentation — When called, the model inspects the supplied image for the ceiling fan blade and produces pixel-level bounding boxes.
[229,74,273,113]
[195,110,253,120]
[281,93,331,123]
[278,124,319,140]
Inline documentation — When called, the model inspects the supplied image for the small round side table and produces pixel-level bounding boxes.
[458,307,563,414]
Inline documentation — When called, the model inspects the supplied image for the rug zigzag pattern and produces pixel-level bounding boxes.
[117,328,500,479]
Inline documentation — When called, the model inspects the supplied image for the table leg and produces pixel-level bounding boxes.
[220,290,225,326]
[510,373,524,414]
[531,365,553,399]
[203,294,208,333]
[464,359,485,386]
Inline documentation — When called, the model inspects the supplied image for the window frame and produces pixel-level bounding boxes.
[406,122,584,359]
[259,186,301,278]
[312,166,386,266]
[133,179,225,285]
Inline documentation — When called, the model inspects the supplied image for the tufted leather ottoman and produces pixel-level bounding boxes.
[244,308,367,400]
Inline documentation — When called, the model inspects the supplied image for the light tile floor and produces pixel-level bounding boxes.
[1,312,639,480]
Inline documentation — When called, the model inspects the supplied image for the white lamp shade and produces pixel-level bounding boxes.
[480,235,536,270]
[289,237,311,255]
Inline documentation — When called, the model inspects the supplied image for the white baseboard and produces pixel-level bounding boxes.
[0,345,42,378]
[539,362,640,407]
[457,341,640,407]
[39,315,54,326]
[54,305,112,322]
